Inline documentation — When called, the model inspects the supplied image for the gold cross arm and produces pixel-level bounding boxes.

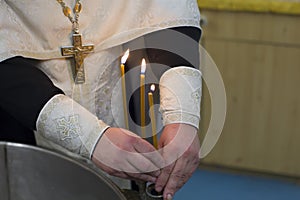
[61,34,94,84]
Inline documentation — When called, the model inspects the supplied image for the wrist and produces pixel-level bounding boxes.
[159,66,202,129]
[36,94,110,159]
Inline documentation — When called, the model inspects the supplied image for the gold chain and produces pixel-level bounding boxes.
[56,0,82,33]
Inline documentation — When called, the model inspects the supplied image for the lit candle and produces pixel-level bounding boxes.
[140,58,146,138]
[120,49,130,130]
[148,84,158,149]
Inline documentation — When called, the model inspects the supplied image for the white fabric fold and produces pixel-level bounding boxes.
[0,0,200,61]
[159,66,202,129]
[35,94,109,159]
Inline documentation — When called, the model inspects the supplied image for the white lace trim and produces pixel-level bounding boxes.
[162,112,200,128]
[36,94,109,159]
[159,66,202,129]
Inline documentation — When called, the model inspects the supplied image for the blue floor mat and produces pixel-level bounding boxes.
[174,168,300,200]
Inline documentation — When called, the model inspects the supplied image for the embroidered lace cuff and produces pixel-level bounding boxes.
[35,94,109,159]
[159,66,202,129]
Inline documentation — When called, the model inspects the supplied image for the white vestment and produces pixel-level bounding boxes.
[0,0,201,188]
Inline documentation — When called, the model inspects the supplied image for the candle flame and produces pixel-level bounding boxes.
[121,49,130,64]
[150,84,155,92]
[141,58,146,74]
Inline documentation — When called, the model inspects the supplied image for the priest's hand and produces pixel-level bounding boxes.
[92,127,164,183]
[155,123,200,200]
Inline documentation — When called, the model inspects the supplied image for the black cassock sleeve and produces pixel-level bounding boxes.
[0,26,201,145]
[125,27,201,70]
[0,57,64,144]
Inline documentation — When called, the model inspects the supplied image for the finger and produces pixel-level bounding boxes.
[93,161,133,180]
[146,169,161,178]
[127,151,161,176]
[107,171,156,183]
[93,150,159,182]
[125,172,157,183]
[163,156,199,199]
[133,138,165,169]
[162,159,188,199]
[155,162,176,193]
[127,151,161,175]
[118,159,160,182]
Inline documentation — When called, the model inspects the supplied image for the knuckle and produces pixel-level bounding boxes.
[163,166,173,175]
[127,135,137,144]
[184,147,197,156]
[192,156,200,166]
[171,171,185,180]
[182,151,190,159]
[182,149,200,163]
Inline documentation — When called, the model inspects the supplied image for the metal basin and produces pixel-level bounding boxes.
[0,142,127,200]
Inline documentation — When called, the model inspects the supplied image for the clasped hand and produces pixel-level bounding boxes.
[92,123,200,200]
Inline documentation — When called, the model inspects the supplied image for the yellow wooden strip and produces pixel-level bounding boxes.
[198,0,300,15]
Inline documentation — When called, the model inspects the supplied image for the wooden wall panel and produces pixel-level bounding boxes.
[199,10,300,176]
[201,10,300,46]
[198,0,300,15]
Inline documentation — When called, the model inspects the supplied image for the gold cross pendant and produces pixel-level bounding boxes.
[61,34,94,84]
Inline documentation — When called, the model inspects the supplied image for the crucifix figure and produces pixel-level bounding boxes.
[61,34,94,84]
